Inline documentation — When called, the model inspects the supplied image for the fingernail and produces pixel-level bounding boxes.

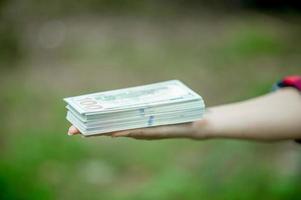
[68,126,77,135]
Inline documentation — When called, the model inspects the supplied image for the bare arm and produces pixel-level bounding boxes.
[68,88,301,142]
[202,87,301,141]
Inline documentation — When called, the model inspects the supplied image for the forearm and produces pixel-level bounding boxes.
[198,88,301,141]
[68,87,301,141]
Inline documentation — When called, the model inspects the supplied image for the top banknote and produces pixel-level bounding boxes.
[64,80,203,115]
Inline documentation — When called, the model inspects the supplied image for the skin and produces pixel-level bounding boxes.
[68,88,301,142]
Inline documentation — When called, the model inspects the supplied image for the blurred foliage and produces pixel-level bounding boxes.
[0,0,22,66]
[0,0,300,66]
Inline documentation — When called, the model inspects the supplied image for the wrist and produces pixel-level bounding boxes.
[193,104,242,140]
[190,107,220,140]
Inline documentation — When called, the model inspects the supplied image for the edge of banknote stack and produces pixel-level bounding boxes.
[64,80,205,136]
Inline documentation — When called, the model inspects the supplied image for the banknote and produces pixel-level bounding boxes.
[64,80,205,136]
[64,80,202,114]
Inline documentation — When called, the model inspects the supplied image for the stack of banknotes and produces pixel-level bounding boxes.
[64,80,205,136]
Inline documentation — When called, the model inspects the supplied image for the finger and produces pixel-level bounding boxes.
[111,128,161,139]
[128,126,177,140]
[68,126,80,135]
[67,126,126,137]
[84,131,128,137]
[127,128,162,140]
[111,130,131,137]
[119,123,193,140]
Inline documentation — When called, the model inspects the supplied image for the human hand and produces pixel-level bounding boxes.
[67,119,210,140]
[67,88,301,142]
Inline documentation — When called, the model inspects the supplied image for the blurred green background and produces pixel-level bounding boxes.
[1,0,301,199]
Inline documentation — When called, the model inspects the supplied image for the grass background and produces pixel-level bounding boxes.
[1,4,301,199]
